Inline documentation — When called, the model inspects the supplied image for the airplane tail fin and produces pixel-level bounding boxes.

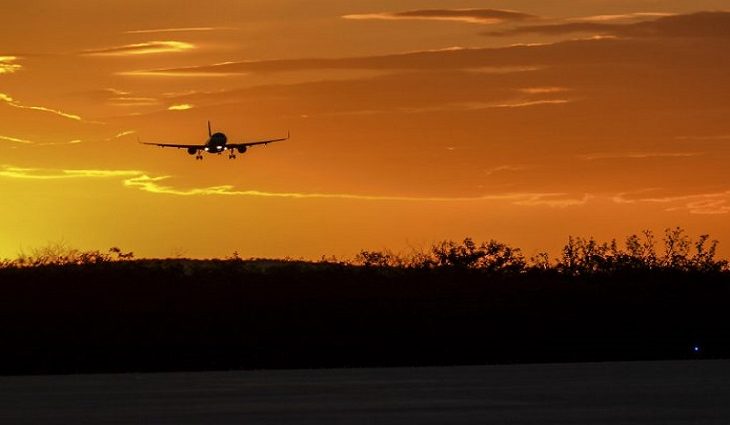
[207,121,212,137]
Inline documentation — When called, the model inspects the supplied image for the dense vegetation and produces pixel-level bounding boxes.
[0,228,728,375]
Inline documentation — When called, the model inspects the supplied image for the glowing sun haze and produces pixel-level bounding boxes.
[1,0,729,259]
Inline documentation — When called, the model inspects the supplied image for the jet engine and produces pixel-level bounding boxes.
[187,147,197,155]
[237,146,247,154]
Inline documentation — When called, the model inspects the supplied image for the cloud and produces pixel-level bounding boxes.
[74,88,160,107]
[82,41,194,56]
[123,175,588,207]
[124,27,235,34]
[111,130,136,139]
[0,56,21,75]
[0,166,142,180]
[0,134,34,145]
[120,45,548,76]
[110,97,160,107]
[168,103,193,111]
[484,165,528,176]
[343,9,536,24]
[0,92,82,121]
[104,88,130,96]
[0,136,84,147]
[126,16,728,78]
[319,99,572,117]
[487,11,730,38]
[486,99,571,109]
[578,152,704,161]
[0,165,587,207]
[572,13,675,23]
[513,193,591,208]
[613,189,730,215]
[485,22,622,37]
[518,87,568,94]
[35,139,84,147]
[675,199,730,215]
[118,69,237,77]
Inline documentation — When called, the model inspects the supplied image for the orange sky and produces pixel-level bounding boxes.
[1,1,729,260]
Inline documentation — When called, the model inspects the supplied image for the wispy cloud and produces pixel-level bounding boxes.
[613,189,730,215]
[124,175,588,207]
[327,99,572,116]
[0,166,142,180]
[75,88,159,106]
[111,130,136,139]
[514,193,591,208]
[518,87,568,94]
[488,11,730,38]
[579,152,704,160]
[484,165,528,176]
[120,35,653,77]
[343,9,536,24]
[572,12,675,23]
[109,97,160,106]
[35,139,83,147]
[1,135,85,147]
[168,103,193,111]
[0,134,34,144]
[124,27,235,34]
[488,99,571,109]
[0,165,587,208]
[82,41,194,56]
[0,92,82,121]
[104,88,130,96]
[117,69,237,77]
[0,56,21,75]
[117,44,552,76]
[674,199,730,215]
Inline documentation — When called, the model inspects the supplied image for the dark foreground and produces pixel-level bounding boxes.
[1,360,728,424]
[1,259,729,374]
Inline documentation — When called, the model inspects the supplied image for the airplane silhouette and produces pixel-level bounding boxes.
[141,121,289,160]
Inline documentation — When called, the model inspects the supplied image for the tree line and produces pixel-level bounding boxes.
[2,227,728,275]
[356,227,728,274]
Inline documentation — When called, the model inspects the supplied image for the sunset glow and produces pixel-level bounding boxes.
[1,1,729,260]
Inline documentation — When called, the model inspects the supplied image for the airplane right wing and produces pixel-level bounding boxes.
[227,131,290,149]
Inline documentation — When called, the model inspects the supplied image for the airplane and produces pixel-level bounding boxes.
[141,121,289,160]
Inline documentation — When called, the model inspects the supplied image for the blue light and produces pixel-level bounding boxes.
[693,345,700,353]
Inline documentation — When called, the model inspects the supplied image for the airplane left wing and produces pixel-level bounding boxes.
[140,142,206,149]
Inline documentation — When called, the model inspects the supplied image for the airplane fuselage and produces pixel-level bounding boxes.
[204,132,228,153]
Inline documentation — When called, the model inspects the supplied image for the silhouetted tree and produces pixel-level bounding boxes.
[4,243,134,268]
[690,234,727,272]
[425,238,525,272]
[555,227,727,274]
[529,252,551,271]
[663,226,692,270]
[356,250,396,268]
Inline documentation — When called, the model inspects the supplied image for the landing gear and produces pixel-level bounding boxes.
[228,149,236,159]
[195,151,203,160]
